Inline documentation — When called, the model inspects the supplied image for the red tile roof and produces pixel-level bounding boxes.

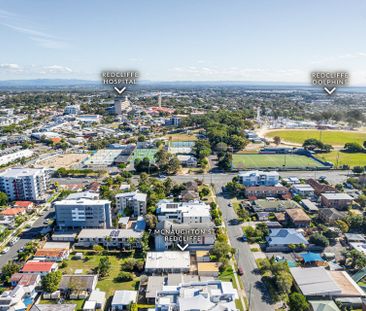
[21,261,56,272]
[14,201,34,208]
[0,207,26,216]
[35,248,67,258]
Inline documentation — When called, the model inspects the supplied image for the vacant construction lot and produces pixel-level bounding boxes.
[37,153,88,169]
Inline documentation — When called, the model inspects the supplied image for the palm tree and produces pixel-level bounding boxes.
[105,235,112,252]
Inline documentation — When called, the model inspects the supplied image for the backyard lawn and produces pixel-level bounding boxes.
[60,251,140,307]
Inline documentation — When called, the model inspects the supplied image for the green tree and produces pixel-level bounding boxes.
[309,233,329,248]
[289,292,309,311]
[117,271,134,281]
[0,191,8,206]
[42,271,62,293]
[273,136,281,145]
[218,152,232,171]
[98,256,111,277]
[193,139,211,159]
[275,271,293,295]
[344,142,364,153]
[1,262,20,283]
[210,241,233,264]
[93,244,104,254]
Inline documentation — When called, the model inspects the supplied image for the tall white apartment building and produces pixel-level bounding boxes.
[0,168,49,201]
[156,200,211,224]
[54,199,112,229]
[115,191,147,217]
[114,96,131,115]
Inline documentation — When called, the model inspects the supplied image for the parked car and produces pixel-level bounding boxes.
[9,237,19,246]
[241,235,248,242]
[1,247,10,254]
[238,267,244,275]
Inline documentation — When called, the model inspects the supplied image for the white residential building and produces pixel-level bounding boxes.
[238,170,279,186]
[64,104,81,115]
[115,191,147,216]
[156,200,211,224]
[0,168,48,201]
[291,184,315,198]
[0,149,33,166]
[145,251,191,274]
[76,228,143,249]
[155,279,239,311]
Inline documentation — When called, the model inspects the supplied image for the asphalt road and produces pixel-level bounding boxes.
[172,173,274,311]
[0,205,55,270]
[171,169,351,311]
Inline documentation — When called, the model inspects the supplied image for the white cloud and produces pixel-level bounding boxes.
[1,19,69,49]
[0,64,73,76]
[168,66,305,82]
[311,52,366,65]
[39,65,73,74]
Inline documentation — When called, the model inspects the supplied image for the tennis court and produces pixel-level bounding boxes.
[232,154,327,169]
[129,148,158,163]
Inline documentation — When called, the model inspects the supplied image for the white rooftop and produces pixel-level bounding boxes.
[322,193,353,200]
[78,228,143,239]
[54,198,110,206]
[0,167,44,178]
[239,170,279,177]
[145,251,190,270]
[157,200,210,218]
[111,290,137,306]
[290,267,341,296]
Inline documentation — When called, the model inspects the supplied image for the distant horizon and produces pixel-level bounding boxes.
[1,78,366,88]
[1,1,366,84]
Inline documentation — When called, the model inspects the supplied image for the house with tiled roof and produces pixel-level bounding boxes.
[10,273,40,288]
[307,179,337,196]
[285,208,311,228]
[21,261,58,276]
[0,207,26,217]
[266,228,309,251]
[14,201,34,211]
[245,186,289,199]
[319,208,346,225]
[33,248,70,262]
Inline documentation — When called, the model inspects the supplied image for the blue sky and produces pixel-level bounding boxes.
[1,0,366,84]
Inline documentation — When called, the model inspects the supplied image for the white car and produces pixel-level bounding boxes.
[1,247,10,254]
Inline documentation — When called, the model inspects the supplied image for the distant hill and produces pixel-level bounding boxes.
[0,79,98,87]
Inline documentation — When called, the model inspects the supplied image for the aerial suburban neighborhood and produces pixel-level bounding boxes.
[1,1,366,311]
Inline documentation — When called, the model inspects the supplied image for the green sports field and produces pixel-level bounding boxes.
[129,148,158,163]
[232,153,327,169]
[265,130,366,146]
[315,151,366,168]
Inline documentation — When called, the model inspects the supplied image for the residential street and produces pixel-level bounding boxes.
[172,173,274,311]
[172,168,351,311]
[0,204,55,270]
